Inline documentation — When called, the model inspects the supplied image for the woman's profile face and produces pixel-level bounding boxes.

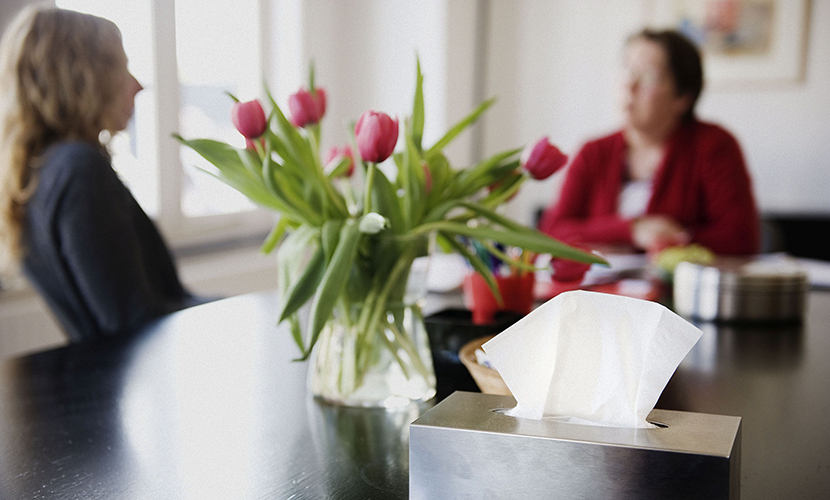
[102,44,143,132]
[620,38,690,134]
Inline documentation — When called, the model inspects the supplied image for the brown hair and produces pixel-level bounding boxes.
[629,28,704,122]
[0,6,123,272]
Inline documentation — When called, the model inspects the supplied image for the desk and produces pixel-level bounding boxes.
[1,290,829,499]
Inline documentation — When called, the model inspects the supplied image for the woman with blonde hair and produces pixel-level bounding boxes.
[0,6,202,342]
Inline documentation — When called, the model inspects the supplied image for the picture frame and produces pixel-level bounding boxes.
[647,0,811,87]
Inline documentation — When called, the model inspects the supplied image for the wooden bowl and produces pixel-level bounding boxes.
[458,335,512,396]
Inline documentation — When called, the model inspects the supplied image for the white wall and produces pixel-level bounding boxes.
[483,0,649,225]
[482,0,830,226]
[698,0,830,214]
[267,0,482,167]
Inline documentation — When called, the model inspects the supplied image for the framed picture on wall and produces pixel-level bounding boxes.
[648,0,811,86]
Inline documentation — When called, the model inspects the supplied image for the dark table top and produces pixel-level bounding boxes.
[1,289,829,499]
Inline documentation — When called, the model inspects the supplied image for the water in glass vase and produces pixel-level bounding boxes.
[309,254,436,408]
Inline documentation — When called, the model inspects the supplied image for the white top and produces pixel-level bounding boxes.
[618,179,653,219]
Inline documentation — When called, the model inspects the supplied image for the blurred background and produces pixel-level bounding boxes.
[1,0,827,356]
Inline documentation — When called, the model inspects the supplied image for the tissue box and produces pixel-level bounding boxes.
[410,392,741,500]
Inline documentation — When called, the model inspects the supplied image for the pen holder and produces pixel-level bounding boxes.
[463,272,535,325]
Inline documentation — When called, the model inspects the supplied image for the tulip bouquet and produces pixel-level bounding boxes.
[176,62,603,406]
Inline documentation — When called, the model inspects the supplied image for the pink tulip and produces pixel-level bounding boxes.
[354,110,398,163]
[324,145,355,177]
[288,87,327,127]
[231,100,267,139]
[522,137,568,180]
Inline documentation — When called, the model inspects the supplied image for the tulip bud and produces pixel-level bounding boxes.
[359,212,387,234]
[231,100,267,139]
[288,87,327,127]
[324,145,355,177]
[422,162,433,193]
[522,137,568,180]
[354,110,398,163]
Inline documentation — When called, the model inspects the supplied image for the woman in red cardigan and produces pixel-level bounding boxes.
[539,29,760,256]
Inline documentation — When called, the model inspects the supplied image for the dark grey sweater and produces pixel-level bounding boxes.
[23,141,201,342]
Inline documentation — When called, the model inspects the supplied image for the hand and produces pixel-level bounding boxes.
[632,215,690,252]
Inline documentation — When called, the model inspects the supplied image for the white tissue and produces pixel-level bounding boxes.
[482,290,702,428]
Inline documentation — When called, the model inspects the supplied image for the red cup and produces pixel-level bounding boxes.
[463,272,536,325]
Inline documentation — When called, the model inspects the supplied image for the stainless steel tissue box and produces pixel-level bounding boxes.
[410,392,741,500]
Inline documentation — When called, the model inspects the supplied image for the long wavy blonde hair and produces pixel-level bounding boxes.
[0,6,123,273]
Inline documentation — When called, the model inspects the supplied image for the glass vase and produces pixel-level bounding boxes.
[309,252,436,408]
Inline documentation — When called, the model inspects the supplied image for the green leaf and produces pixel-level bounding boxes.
[479,172,525,208]
[300,220,362,360]
[276,226,319,297]
[482,240,536,272]
[325,156,352,178]
[289,315,304,353]
[416,222,607,266]
[261,218,290,254]
[194,166,282,212]
[402,127,425,225]
[265,127,294,165]
[452,148,521,198]
[439,232,501,304]
[424,153,451,205]
[278,245,326,323]
[262,155,322,226]
[371,168,405,234]
[321,219,344,263]
[423,199,461,224]
[264,87,316,171]
[174,135,280,208]
[174,136,245,173]
[456,201,526,232]
[412,57,425,151]
[238,147,263,180]
[308,60,315,91]
[425,97,495,160]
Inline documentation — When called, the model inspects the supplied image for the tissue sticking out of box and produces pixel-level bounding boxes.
[482,290,702,428]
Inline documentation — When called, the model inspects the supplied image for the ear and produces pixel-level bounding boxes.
[673,93,693,119]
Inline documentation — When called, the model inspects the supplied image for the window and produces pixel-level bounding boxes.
[56,0,275,247]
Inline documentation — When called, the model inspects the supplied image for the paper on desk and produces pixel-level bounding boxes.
[482,290,702,428]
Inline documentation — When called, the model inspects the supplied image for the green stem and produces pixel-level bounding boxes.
[308,124,348,218]
[480,173,527,208]
[379,330,411,380]
[384,312,430,381]
[339,178,358,215]
[354,251,415,375]
[363,162,376,216]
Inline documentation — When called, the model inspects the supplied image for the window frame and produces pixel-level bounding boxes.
[151,0,277,249]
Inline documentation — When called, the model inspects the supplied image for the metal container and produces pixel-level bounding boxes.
[410,392,741,500]
[673,258,808,322]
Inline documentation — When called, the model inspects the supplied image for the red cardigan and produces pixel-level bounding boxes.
[539,120,760,255]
